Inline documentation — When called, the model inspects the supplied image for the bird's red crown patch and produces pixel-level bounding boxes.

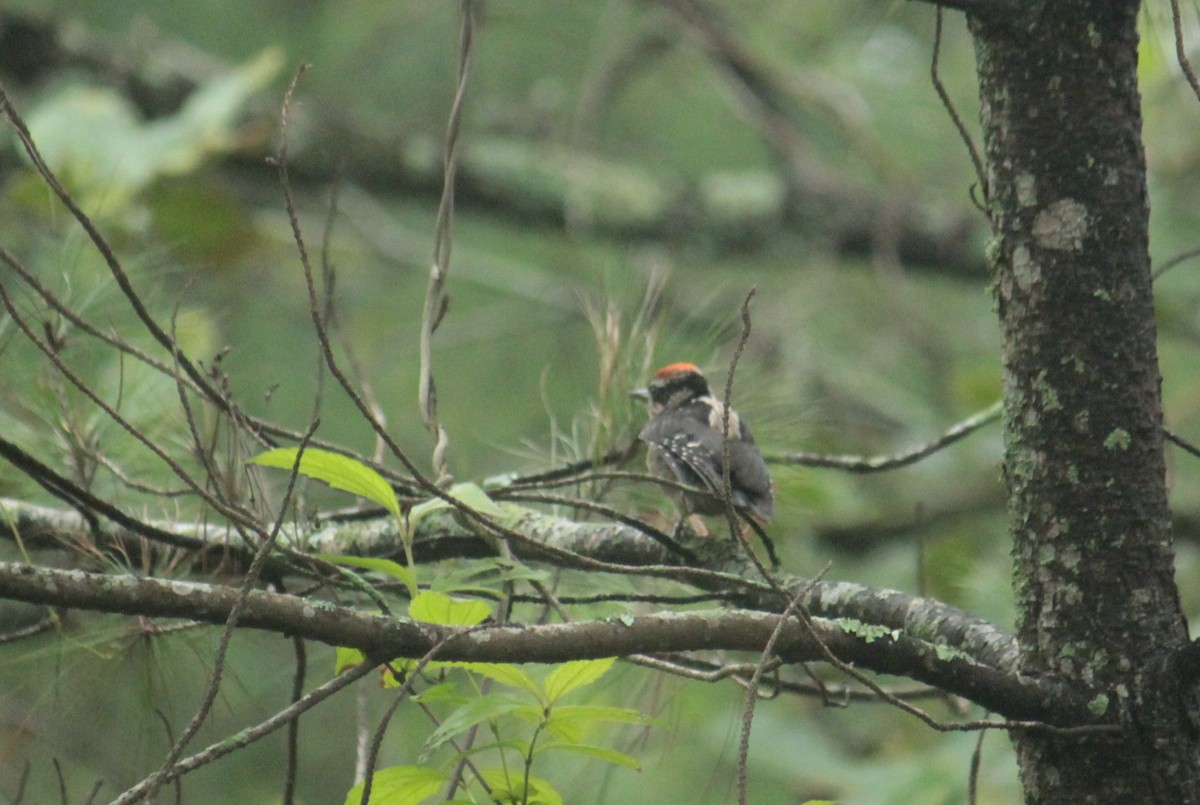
[654,362,700,379]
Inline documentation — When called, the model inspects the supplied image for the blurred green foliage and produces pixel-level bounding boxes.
[1,1,1199,803]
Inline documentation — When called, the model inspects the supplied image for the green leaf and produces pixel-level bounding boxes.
[440,738,528,766]
[334,646,366,676]
[24,48,282,208]
[544,657,616,704]
[409,590,492,626]
[414,680,461,704]
[445,662,542,699]
[380,661,412,689]
[313,553,416,598]
[479,769,563,805]
[510,704,549,726]
[543,714,583,744]
[547,704,646,723]
[544,704,646,742]
[408,482,508,527]
[342,765,446,805]
[248,447,400,519]
[533,741,641,770]
[420,693,530,762]
[486,557,553,584]
[431,557,551,596]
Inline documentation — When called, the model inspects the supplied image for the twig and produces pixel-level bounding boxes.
[1153,242,1200,280]
[151,710,183,805]
[0,82,258,446]
[0,244,412,478]
[503,466,664,492]
[1170,0,1200,103]
[53,758,67,805]
[737,577,815,805]
[720,288,781,582]
[359,682,410,805]
[1165,426,1200,460]
[0,247,214,412]
[0,609,57,643]
[419,0,479,487]
[739,512,780,570]
[169,302,229,510]
[444,524,516,798]
[356,627,491,805]
[769,400,1001,471]
[92,452,192,498]
[0,278,264,533]
[503,445,635,487]
[272,62,500,539]
[930,6,989,208]
[112,660,378,804]
[968,727,986,805]
[497,490,698,562]
[273,67,413,482]
[426,700,492,800]
[629,653,782,682]
[789,602,1108,737]
[319,171,389,463]
[137,421,320,803]
[508,590,737,606]
[283,636,307,805]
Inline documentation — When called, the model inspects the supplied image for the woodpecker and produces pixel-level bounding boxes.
[631,362,774,524]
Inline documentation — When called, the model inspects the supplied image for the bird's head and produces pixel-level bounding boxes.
[631,363,711,414]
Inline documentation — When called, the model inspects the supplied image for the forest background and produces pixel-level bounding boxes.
[1,1,1200,803]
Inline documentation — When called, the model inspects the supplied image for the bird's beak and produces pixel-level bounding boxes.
[629,387,650,402]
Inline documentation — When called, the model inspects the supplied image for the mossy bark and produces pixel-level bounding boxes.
[969,1,1199,799]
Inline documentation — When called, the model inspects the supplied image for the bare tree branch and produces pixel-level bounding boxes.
[767,400,1001,471]
[0,496,1020,669]
[0,559,1100,727]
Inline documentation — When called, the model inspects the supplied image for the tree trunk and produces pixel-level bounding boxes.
[969,0,1200,800]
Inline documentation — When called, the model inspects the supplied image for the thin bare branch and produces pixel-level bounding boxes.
[0,433,226,555]
[283,637,306,805]
[931,6,988,207]
[139,420,319,803]
[273,66,527,573]
[497,490,697,562]
[1153,242,1200,280]
[0,608,56,643]
[738,576,813,804]
[0,83,244,435]
[503,445,637,487]
[420,0,479,487]
[0,244,414,477]
[769,400,1001,471]
[1170,0,1200,102]
[113,661,378,804]
[968,728,986,805]
[1166,426,1200,460]
[0,278,263,533]
[720,287,782,580]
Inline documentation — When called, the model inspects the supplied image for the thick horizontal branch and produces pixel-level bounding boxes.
[0,496,1019,671]
[0,560,1098,726]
